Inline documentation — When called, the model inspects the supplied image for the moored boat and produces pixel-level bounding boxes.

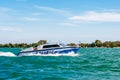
[17,43,80,56]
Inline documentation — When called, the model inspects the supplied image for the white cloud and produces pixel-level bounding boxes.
[35,5,71,16]
[59,22,77,27]
[0,26,23,32]
[0,7,14,12]
[31,12,44,16]
[69,11,120,22]
[23,17,40,21]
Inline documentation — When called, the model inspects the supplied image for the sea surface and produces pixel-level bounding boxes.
[0,48,120,80]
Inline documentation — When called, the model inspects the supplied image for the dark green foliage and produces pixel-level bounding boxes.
[79,40,120,48]
[0,40,47,48]
[95,40,103,47]
[67,43,77,46]
[37,40,47,45]
[80,43,89,48]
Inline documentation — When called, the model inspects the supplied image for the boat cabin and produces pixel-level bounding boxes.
[21,43,65,52]
[37,44,63,49]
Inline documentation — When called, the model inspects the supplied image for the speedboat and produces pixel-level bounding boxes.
[17,43,80,56]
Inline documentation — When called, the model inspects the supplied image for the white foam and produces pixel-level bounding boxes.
[19,52,79,57]
[0,52,16,57]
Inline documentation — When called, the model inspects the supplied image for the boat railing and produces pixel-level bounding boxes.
[21,47,34,52]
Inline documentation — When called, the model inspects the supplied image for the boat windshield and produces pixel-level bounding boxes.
[59,43,66,47]
[43,44,60,48]
[22,47,34,52]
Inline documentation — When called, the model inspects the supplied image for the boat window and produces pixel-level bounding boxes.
[60,43,66,47]
[43,44,60,48]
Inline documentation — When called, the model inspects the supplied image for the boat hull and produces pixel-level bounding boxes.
[17,47,80,56]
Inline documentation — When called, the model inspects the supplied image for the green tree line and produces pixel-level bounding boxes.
[0,40,120,48]
[0,40,47,48]
[67,40,120,48]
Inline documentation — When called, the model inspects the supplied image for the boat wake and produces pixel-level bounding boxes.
[0,52,16,57]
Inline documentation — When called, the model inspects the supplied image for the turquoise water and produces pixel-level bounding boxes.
[0,48,120,80]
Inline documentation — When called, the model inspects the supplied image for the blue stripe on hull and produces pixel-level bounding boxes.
[56,48,79,54]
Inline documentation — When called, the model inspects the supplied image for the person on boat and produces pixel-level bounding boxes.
[34,47,37,50]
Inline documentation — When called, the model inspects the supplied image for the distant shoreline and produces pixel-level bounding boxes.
[0,40,120,48]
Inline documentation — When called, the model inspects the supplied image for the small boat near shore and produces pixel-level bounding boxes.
[17,43,80,56]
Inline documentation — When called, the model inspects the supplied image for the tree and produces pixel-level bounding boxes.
[37,40,47,45]
[95,40,103,47]
[103,41,110,48]
[90,42,96,47]
[80,43,89,48]
[67,43,77,46]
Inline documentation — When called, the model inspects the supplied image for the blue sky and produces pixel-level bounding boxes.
[0,0,120,44]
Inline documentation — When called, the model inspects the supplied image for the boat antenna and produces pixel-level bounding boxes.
[58,40,61,44]
[78,41,81,47]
